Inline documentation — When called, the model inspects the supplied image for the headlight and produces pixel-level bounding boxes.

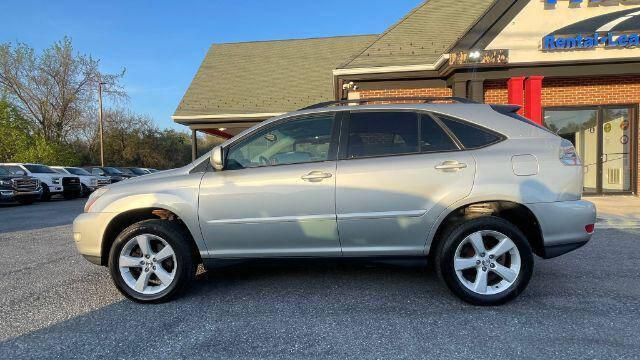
[0,180,12,187]
[84,187,108,212]
[52,177,61,184]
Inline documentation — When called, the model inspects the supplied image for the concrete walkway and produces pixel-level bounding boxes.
[584,195,640,229]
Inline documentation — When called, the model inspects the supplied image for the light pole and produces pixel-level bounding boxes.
[98,80,106,166]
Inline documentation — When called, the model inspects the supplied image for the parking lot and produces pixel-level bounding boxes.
[1,200,639,359]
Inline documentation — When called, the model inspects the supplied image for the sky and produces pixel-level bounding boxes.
[0,0,422,131]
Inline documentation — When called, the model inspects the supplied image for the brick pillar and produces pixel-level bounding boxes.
[507,77,525,115]
[524,76,544,125]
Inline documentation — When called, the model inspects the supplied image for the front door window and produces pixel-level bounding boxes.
[226,114,335,170]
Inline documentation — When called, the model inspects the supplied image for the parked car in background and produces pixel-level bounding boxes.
[1,163,63,201]
[141,168,159,174]
[117,167,152,177]
[83,166,131,183]
[0,165,42,205]
[51,166,109,197]
[73,100,596,305]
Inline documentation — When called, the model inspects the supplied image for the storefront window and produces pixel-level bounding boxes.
[544,107,633,194]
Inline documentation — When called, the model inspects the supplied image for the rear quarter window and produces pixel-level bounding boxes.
[438,116,503,149]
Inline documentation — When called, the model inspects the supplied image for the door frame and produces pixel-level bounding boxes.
[543,104,638,195]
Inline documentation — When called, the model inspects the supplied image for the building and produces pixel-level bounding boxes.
[175,0,640,195]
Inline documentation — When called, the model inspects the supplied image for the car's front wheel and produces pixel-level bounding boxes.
[435,216,534,306]
[108,219,197,303]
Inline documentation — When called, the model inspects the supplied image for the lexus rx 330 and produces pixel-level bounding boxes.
[73,100,596,305]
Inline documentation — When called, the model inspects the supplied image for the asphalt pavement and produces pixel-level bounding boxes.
[1,200,639,359]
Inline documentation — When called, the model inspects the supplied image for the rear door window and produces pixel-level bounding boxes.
[438,116,502,149]
[347,112,419,158]
[421,115,458,153]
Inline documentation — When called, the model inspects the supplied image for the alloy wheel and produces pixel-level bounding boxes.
[453,230,521,295]
[118,234,177,295]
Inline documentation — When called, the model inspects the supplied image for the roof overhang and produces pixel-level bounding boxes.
[332,55,449,76]
[172,112,284,126]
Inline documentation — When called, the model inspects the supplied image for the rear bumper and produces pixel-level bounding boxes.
[526,200,596,259]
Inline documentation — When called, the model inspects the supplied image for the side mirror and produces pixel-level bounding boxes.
[211,146,224,171]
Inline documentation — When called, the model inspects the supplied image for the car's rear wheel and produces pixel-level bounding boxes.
[108,219,196,303]
[435,216,533,306]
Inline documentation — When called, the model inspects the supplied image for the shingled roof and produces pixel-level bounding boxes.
[338,0,498,69]
[174,0,501,121]
[173,35,376,120]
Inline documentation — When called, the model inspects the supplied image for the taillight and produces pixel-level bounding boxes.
[559,139,581,166]
[585,224,595,234]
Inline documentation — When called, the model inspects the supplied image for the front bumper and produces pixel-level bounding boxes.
[73,212,116,265]
[526,200,596,259]
[0,189,42,202]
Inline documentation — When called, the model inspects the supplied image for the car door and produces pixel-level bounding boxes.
[335,110,476,256]
[198,112,342,257]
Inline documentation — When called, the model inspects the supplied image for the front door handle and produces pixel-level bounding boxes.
[435,161,467,172]
[301,171,333,182]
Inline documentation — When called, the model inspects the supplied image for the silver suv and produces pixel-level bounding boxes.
[73,99,596,305]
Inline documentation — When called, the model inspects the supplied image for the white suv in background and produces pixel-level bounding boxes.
[51,166,107,197]
[1,163,63,201]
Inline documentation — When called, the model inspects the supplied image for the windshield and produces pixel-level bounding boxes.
[0,167,10,175]
[66,167,91,176]
[129,168,147,175]
[24,164,57,173]
[103,167,123,175]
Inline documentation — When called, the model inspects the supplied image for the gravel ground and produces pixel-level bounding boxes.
[1,200,639,359]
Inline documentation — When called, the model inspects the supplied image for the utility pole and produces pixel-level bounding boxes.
[98,80,105,166]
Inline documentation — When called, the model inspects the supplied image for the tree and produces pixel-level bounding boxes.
[0,37,125,143]
[0,99,79,165]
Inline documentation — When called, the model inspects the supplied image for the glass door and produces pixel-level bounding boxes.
[544,106,635,195]
[601,108,632,193]
[544,108,599,194]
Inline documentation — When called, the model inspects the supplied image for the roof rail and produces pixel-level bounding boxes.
[299,97,478,111]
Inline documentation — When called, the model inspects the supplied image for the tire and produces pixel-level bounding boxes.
[63,191,80,200]
[434,216,534,306]
[81,184,89,198]
[108,219,197,303]
[41,184,51,202]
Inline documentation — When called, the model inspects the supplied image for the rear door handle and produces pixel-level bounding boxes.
[301,171,333,182]
[435,161,467,172]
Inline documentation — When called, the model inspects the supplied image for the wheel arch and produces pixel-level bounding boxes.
[100,207,202,266]
[427,199,545,259]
